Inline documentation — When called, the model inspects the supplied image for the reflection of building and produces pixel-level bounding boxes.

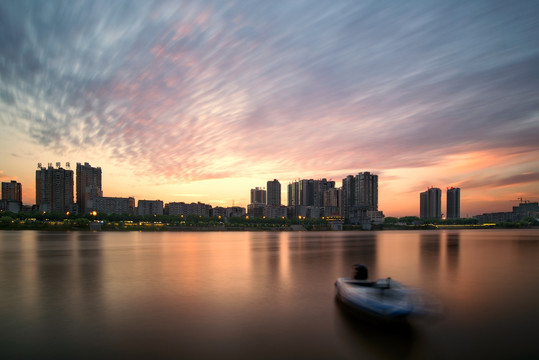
[446,187,460,219]
[420,232,441,276]
[2,180,22,202]
[36,164,74,213]
[137,200,164,216]
[420,187,441,219]
[267,179,281,206]
[76,162,102,214]
[95,196,135,215]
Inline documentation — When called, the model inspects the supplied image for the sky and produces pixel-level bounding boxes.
[1,0,538,218]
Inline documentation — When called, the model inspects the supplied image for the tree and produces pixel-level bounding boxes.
[399,216,420,225]
[0,216,13,226]
[74,218,90,228]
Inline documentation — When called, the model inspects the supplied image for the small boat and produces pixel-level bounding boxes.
[335,264,415,320]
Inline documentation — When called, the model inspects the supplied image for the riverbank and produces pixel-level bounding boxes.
[1,221,536,232]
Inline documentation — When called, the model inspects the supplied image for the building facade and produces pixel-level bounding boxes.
[287,179,334,218]
[250,187,266,204]
[267,179,281,206]
[264,205,288,219]
[446,187,461,219]
[355,172,378,211]
[35,164,74,213]
[341,172,378,224]
[166,202,212,217]
[137,200,164,216]
[420,187,442,219]
[76,162,103,214]
[247,203,266,218]
[323,187,341,216]
[2,180,22,203]
[95,196,135,215]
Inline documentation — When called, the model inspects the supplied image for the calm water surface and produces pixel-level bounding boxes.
[1,229,538,359]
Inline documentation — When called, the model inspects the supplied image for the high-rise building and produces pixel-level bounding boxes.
[355,172,378,211]
[323,187,341,216]
[287,179,333,207]
[76,162,102,214]
[250,187,266,204]
[420,187,442,219]
[446,187,461,219]
[324,187,341,208]
[36,164,74,213]
[2,180,22,203]
[341,175,355,220]
[267,179,281,206]
[314,179,335,207]
[341,172,378,222]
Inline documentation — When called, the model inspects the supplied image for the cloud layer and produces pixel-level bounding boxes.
[1,0,538,187]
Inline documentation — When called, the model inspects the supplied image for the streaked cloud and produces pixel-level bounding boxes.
[458,172,539,190]
[1,0,538,214]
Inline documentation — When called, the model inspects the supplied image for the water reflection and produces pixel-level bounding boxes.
[446,232,460,277]
[334,299,423,359]
[420,232,441,280]
[1,230,538,359]
[75,232,104,324]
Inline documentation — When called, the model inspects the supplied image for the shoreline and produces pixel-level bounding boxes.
[0,224,537,232]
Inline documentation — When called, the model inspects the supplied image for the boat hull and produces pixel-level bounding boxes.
[335,277,414,320]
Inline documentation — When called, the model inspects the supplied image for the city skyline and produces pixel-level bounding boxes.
[1,1,538,218]
[2,163,528,220]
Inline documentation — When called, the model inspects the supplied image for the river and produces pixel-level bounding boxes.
[1,229,538,359]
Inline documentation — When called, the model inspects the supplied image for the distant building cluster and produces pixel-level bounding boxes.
[2,161,536,223]
[1,162,247,220]
[419,186,461,220]
[247,173,382,225]
[473,201,539,223]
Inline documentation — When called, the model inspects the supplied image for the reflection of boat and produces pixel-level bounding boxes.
[335,265,418,321]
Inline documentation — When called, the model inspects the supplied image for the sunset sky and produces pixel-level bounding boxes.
[1,0,538,217]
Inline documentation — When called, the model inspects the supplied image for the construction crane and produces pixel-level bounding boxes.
[509,197,529,204]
